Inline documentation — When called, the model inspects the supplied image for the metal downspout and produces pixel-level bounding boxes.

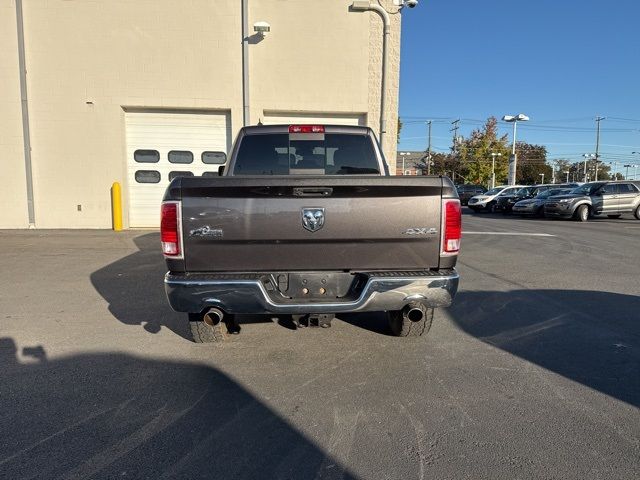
[241,0,250,126]
[15,0,35,227]
[366,4,390,153]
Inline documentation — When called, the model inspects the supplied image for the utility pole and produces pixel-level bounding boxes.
[450,119,460,181]
[594,116,605,181]
[426,120,432,175]
[624,164,632,179]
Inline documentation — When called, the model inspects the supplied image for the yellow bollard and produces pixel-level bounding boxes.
[111,182,123,231]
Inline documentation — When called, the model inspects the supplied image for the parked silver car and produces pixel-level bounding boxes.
[467,185,525,213]
[512,188,573,217]
[545,181,640,221]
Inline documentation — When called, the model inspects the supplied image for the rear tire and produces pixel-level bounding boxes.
[635,205,640,220]
[189,312,228,343]
[607,214,621,219]
[574,204,589,222]
[388,304,434,337]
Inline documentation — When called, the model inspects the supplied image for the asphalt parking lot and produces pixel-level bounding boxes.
[1,211,638,479]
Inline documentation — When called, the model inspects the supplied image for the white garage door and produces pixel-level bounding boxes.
[125,110,230,228]
[262,111,365,126]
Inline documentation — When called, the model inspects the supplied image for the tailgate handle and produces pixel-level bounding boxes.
[293,187,333,197]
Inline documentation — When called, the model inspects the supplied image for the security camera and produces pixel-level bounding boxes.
[405,0,418,8]
[253,21,270,37]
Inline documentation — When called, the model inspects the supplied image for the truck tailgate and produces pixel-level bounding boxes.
[179,176,445,272]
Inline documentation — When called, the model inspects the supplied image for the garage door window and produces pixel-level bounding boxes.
[169,171,195,181]
[134,150,160,163]
[202,151,226,164]
[168,150,194,164]
[135,170,161,183]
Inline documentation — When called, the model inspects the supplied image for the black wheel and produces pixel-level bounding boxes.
[536,206,545,217]
[635,205,640,220]
[189,312,229,343]
[574,204,589,222]
[487,202,497,213]
[388,304,434,337]
[607,214,621,219]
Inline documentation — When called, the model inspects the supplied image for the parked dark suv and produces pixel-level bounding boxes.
[545,181,640,221]
[495,183,579,214]
[456,184,486,206]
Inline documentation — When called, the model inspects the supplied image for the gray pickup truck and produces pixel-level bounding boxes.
[161,125,461,342]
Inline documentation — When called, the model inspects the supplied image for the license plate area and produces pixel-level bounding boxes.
[267,272,357,300]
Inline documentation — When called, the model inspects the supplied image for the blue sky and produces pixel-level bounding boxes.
[398,0,640,177]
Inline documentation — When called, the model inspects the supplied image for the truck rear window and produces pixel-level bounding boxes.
[233,133,380,175]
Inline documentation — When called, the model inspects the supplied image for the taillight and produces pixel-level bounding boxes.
[161,201,182,257]
[289,125,325,133]
[442,199,461,254]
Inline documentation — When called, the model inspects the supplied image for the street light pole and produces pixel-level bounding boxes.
[632,152,640,180]
[624,164,632,179]
[582,153,595,182]
[399,152,411,175]
[490,152,502,189]
[564,171,570,183]
[502,114,529,185]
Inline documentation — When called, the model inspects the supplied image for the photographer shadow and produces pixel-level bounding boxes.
[0,337,358,479]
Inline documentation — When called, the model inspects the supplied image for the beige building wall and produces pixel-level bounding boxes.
[4,0,401,228]
[21,0,242,228]
[0,0,29,228]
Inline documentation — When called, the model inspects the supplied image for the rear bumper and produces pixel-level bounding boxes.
[165,270,459,314]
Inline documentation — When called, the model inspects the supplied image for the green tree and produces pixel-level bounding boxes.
[567,160,615,181]
[397,117,403,142]
[552,159,573,183]
[457,117,511,186]
[515,142,550,184]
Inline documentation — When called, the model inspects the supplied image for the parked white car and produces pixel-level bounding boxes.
[467,185,525,213]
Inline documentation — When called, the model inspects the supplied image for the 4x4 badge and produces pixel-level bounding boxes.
[302,208,325,232]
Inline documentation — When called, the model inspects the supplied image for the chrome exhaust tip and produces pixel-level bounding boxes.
[203,307,224,327]
[403,305,424,322]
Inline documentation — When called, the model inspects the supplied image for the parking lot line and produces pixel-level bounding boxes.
[462,231,555,237]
